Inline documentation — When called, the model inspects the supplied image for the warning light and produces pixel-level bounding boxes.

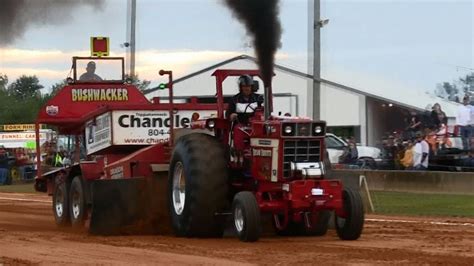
[90,37,109,57]
[158,83,168,90]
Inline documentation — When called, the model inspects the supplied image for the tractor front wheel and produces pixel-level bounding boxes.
[233,191,261,242]
[335,187,364,240]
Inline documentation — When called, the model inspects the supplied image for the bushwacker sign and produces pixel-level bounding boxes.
[72,88,129,102]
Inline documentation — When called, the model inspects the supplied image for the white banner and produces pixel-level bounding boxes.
[0,132,47,141]
[85,112,112,154]
[112,110,216,145]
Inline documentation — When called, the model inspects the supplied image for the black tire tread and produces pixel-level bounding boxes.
[233,191,260,242]
[306,210,331,236]
[53,181,70,226]
[335,187,364,240]
[69,176,87,228]
[169,133,228,237]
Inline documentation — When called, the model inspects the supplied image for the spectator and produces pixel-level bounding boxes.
[425,130,438,156]
[79,61,102,81]
[456,96,472,150]
[58,146,68,159]
[0,149,9,185]
[384,135,397,169]
[340,138,358,165]
[413,133,430,170]
[431,103,447,130]
[16,150,29,181]
[400,141,415,169]
[422,105,434,130]
[393,138,406,170]
[406,111,422,140]
[461,133,474,168]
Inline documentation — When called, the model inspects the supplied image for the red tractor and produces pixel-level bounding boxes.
[34,56,364,242]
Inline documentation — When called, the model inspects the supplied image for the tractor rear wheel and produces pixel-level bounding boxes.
[335,187,364,240]
[69,176,87,228]
[232,191,261,242]
[53,181,70,226]
[168,133,228,237]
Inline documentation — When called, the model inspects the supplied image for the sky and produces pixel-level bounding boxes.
[0,0,472,96]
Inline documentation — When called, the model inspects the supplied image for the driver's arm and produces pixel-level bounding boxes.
[256,94,264,107]
[226,97,237,121]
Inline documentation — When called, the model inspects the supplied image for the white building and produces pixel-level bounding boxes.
[146,55,461,146]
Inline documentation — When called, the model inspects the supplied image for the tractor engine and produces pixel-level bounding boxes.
[247,118,328,183]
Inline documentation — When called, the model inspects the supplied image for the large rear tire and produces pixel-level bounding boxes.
[53,181,70,226]
[335,188,364,240]
[233,191,260,242]
[168,133,228,237]
[69,176,87,228]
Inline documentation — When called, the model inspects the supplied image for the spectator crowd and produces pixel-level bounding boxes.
[379,95,474,170]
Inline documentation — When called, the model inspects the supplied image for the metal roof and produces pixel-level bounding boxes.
[144,54,460,115]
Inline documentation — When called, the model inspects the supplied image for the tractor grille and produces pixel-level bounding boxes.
[283,139,322,178]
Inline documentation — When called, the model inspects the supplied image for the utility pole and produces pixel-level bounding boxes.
[130,0,137,77]
[313,0,321,120]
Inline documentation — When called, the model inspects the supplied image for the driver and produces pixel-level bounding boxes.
[227,75,263,152]
[79,61,103,81]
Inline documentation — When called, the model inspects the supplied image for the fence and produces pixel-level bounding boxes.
[331,169,474,217]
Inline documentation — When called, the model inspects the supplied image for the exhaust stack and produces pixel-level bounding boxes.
[264,86,272,120]
[224,0,282,120]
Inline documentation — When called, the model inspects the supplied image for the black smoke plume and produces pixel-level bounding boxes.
[224,0,282,86]
[0,0,104,46]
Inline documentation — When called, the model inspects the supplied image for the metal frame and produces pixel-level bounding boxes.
[72,56,125,83]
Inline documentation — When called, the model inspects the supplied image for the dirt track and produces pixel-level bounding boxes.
[0,192,473,265]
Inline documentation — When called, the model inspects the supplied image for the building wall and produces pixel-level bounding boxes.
[321,83,360,126]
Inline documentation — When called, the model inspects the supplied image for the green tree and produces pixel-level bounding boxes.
[436,72,474,103]
[125,74,151,92]
[0,73,7,91]
[0,75,48,124]
[459,72,474,93]
[7,75,43,100]
[48,79,68,97]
